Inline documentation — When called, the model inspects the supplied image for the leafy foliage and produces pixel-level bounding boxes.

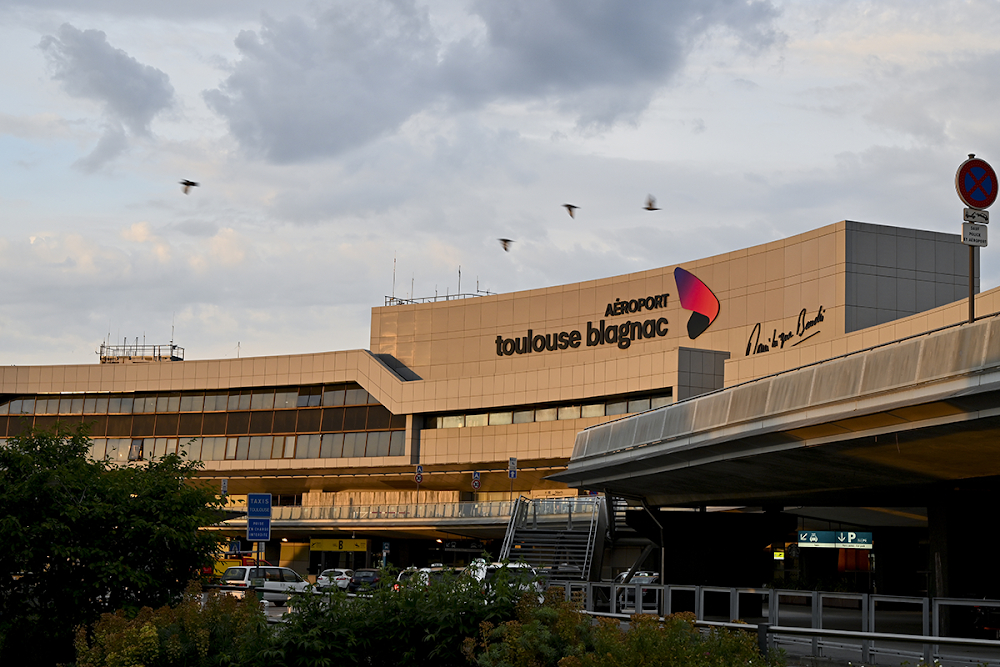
[260,565,529,667]
[0,425,225,665]
[463,599,786,667]
[75,581,269,667]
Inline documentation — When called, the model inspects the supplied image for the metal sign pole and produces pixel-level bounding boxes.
[970,245,975,324]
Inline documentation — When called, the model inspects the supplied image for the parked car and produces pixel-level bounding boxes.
[614,571,660,612]
[347,568,383,593]
[219,566,309,606]
[466,560,543,601]
[316,568,353,591]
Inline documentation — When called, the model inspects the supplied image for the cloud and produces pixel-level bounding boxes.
[205,0,782,162]
[39,23,175,169]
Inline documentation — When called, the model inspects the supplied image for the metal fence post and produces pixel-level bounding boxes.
[861,593,870,664]
[757,622,770,659]
[811,591,820,657]
[730,587,739,622]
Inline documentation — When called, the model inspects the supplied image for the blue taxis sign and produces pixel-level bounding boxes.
[798,531,873,549]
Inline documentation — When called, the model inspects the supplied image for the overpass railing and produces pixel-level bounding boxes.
[544,581,1000,666]
[221,500,523,526]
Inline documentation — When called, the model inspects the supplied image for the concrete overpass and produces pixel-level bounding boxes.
[552,313,1000,598]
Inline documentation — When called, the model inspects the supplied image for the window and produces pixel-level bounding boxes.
[345,388,369,405]
[466,414,488,427]
[651,396,672,409]
[320,433,344,458]
[605,401,628,416]
[582,404,605,418]
[557,406,581,420]
[513,410,534,424]
[274,390,297,409]
[343,432,366,457]
[489,412,513,425]
[297,387,322,407]
[180,393,204,412]
[389,431,405,456]
[323,387,346,406]
[250,390,274,410]
[441,415,464,429]
[535,408,557,422]
[296,434,320,459]
[627,398,651,413]
[128,439,144,461]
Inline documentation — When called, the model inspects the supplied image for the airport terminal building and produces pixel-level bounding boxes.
[2,220,995,596]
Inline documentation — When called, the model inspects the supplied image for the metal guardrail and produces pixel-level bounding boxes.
[545,581,1000,665]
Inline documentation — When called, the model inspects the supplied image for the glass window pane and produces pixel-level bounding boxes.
[153,438,166,458]
[466,414,488,427]
[178,438,197,460]
[513,410,533,424]
[344,432,366,457]
[70,397,84,414]
[225,437,238,460]
[388,431,405,456]
[344,388,368,405]
[204,437,224,461]
[83,397,97,414]
[0,401,8,415]
[21,398,34,414]
[627,399,651,413]
[7,400,20,414]
[651,396,672,409]
[250,390,274,410]
[120,397,134,413]
[274,391,297,409]
[156,396,170,412]
[108,397,122,413]
[558,406,581,420]
[228,393,241,411]
[205,393,226,411]
[371,431,391,457]
[535,408,557,422]
[167,395,180,412]
[249,436,268,460]
[180,393,204,412]
[128,439,144,461]
[38,398,55,415]
[581,404,605,418]
[238,393,251,410]
[441,415,464,428]
[320,433,343,458]
[95,396,109,414]
[284,436,297,458]
[323,387,346,406]
[90,439,106,460]
[236,436,250,460]
[489,412,512,425]
[606,401,627,416]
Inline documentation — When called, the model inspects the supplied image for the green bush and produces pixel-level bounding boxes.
[261,565,526,667]
[74,581,269,667]
[463,596,785,667]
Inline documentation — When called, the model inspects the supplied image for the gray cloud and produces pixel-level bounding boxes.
[205,0,782,162]
[40,23,174,169]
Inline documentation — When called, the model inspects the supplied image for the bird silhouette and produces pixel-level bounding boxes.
[563,204,579,218]
[498,238,514,252]
[180,180,199,194]
[644,195,660,211]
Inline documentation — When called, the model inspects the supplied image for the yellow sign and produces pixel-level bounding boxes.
[773,549,785,561]
[310,538,368,552]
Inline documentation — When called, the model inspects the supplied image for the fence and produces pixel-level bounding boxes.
[545,581,1000,666]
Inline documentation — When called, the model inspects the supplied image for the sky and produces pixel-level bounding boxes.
[2,0,999,365]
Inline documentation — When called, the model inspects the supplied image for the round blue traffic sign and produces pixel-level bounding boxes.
[956,156,998,209]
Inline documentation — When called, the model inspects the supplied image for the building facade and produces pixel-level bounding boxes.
[0,220,982,578]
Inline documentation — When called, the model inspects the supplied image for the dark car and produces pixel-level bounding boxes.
[347,568,382,593]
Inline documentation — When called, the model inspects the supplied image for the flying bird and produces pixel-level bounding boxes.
[644,195,660,211]
[498,238,514,252]
[180,179,199,194]
[563,203,579,218]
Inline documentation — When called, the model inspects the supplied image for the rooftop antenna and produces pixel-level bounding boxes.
[237,341,241,359]
[411,274,414,301]
[392,253,396,298]
[458,265,461,295]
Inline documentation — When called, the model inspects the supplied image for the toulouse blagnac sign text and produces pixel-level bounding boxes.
[492,268,721,356]
[495,293,671,355]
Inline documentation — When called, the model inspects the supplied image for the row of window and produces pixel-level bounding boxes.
[78,430,407,462]
[427,394,672,429]
[2,405,404,439]
[0,383,377,416]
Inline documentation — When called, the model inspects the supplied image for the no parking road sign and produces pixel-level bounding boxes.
[472,471,481,490]
[957,155,998,210]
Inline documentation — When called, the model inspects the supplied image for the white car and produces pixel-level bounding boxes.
[316,568,353,591]
[220,566,309,605]
[465,560,543,600]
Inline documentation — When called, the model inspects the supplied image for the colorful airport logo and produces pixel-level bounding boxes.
[674,267,719,339]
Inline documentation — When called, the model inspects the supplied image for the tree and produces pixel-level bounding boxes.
[0,425,225,665]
